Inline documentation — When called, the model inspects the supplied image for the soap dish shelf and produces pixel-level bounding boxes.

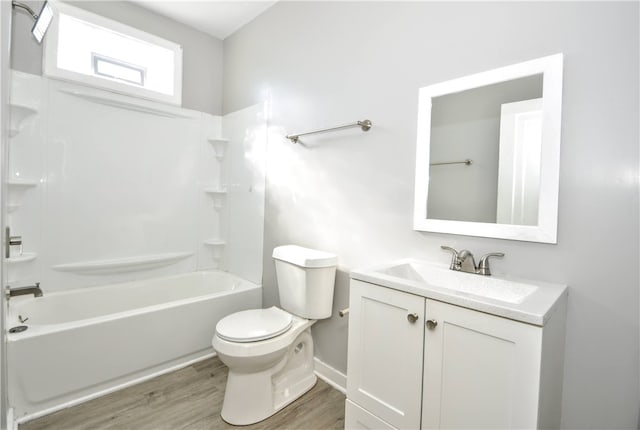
[6,252,37,264]
[7,180,39,209]
[7,179,39,188]
[9,103,38,138]
[208,138,229,160]
[7,203,21,213]
[204,239,225,259]
[204,188,227,209]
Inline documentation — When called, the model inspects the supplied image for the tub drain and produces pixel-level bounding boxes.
[9,325,28,333]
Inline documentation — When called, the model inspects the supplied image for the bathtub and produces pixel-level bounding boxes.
[7,270,262,421]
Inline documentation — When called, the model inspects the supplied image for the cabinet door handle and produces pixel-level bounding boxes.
[426,319,438,329]
[407,313,419,323]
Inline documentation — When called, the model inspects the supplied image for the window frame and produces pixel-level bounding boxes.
[43,1,183,105]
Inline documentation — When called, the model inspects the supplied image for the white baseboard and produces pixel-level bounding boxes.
[7,407,16,430]
[313,357,347,394]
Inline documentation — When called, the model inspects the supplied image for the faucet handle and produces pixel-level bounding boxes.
[478,252,505,276]
[440,246,459,270]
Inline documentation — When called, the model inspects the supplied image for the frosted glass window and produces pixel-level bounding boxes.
[44,3,182,105]
[92,54,145,86]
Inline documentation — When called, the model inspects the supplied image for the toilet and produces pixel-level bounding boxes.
[212,245,337,425]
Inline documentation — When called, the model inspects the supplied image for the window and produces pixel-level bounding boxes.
[44,2,182,105]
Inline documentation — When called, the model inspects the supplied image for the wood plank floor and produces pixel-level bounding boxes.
[20,357,345,430]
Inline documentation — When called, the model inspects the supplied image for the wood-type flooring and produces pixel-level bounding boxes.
[20,356,345,430]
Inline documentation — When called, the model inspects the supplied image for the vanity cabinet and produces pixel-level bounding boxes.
[345,279,566,430]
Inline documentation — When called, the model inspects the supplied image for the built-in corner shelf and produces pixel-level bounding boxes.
[204,239,225,246]
[7,179,39,188]
[208,138,229,160]
[51,252,193,275]
[7,180,38,209]
[204,239,225,259]
[5,252,37,264]
[9,103,38,137]
[204,187,227,209]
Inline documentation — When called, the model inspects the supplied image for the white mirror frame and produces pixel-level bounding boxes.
[413,54,563,243]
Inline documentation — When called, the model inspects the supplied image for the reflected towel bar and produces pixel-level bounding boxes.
[286,119,372,143]
[430,159,473,166]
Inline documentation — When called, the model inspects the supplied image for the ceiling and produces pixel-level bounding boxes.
[131,1,278,40]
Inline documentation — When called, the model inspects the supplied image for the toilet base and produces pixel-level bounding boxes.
[220,328,316,426]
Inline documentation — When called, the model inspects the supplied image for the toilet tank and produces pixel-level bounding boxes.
[272,245,337,320]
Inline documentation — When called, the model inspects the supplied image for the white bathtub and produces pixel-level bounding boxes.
[7,270,262,421]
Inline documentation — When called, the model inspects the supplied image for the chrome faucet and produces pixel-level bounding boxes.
[441,246,504,276]
[6,282,43,299]
[457,249,477,273]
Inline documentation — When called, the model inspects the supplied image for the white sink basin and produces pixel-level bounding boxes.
[378,261,537,304]
[351,259,567,326]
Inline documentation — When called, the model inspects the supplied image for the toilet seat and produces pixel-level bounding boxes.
[216,307,293,343]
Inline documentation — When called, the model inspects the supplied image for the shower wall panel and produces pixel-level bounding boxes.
[6,71,265,293]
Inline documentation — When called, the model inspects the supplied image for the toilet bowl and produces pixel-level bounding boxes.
[212,308,316,425]
[212,245,337,425]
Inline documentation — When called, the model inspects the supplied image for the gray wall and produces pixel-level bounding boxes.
[223,2,639,428]
[11,1,223,115]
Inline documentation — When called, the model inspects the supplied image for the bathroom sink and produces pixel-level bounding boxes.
[351,259,567,326]
[377,261,537,304]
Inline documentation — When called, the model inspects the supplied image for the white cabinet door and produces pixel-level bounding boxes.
[422,299,543,429]
[347,280,425,429]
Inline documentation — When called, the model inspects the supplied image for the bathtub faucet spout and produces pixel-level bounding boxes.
[6,282,43,299]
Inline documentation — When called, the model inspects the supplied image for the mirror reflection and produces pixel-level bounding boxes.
[413,54,563,243]
[427,74,543,225]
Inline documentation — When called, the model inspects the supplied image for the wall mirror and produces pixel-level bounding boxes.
[413,54,563,243]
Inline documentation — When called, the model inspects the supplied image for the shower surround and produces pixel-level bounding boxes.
[5,70,267,422]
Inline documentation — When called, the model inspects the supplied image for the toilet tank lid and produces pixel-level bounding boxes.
[273,245,337,268]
